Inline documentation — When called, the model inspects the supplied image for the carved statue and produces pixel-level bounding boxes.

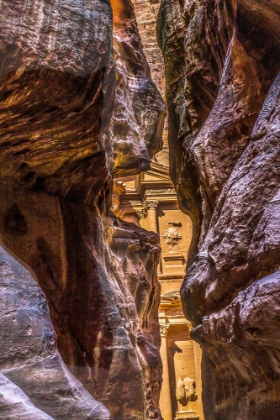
[162,221,182,247]
[176,377,197,406]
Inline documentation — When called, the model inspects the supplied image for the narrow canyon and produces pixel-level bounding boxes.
[0,1,279,420]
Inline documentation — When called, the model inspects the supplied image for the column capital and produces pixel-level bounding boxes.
[144,200,159,210]
[136,208,147,220]
[130,201,147,219]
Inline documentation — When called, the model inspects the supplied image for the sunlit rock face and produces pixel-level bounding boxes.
[131,0,165,99]
[0,0,164,418]
[158,0,280,418]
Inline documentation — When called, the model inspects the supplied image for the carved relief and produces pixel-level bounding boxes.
[146,188,176,195]
[136,208,147,220]
[162,221,182,248]
[176,377,198,407]
[146,170,170,180]
[130,201,143,207]
[167,221,182,227]
[130,201,147,219]
[144,200,159,210]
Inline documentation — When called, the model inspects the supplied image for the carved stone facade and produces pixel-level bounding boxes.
[114,159,204,420]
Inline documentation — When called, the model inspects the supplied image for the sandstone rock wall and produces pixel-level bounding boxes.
[112,0,165,176]
[131,0,169,150]
[0,0,164,418]
[131,0,165,99]
[0,245,109,420]
[0,184,162,419]
[158,0,280,418]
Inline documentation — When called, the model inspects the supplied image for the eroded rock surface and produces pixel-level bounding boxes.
[112,0,165,176]
[0,186,162,418]
[0,0,115,201]
[0,206,163,419]
[159,0,280,418]
[0,0,164,418]
[131,0,165,99]
[0,0,164,197]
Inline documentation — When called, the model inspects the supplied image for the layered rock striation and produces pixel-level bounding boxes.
[0,186,162,418]
[0,0,164,418]
[112,0,165,176]
[158,0,280,418]
[131,0,165,100]
[131,0,169,154]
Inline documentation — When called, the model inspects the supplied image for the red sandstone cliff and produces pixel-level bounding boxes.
[0,0,164,418]
[158,0,280,418]
[112,0,165,176]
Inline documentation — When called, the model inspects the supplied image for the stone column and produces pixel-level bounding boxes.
[145,200,162,273]
[145,200,159,233]
[159,324,173,420]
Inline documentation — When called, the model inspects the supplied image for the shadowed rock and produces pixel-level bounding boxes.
[0,0,164,418]
[0,245,109,419]
[159,0,280,418]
